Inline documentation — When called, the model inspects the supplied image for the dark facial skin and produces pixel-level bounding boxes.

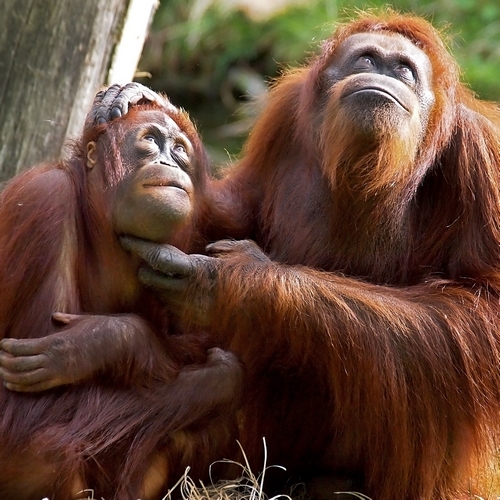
[324,32,435,136]
[111,110,196,243]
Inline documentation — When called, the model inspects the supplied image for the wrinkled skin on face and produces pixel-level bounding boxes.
[322,32,434,140]
[108,110,197,243]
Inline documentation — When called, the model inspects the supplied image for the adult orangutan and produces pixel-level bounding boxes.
[5,10,500,500]
[0,95,242,500]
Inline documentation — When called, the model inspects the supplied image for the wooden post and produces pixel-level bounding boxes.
[0,0,158,182]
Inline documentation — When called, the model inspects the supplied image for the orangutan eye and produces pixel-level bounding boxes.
[356,55,376,69]
[395,64,416,84]
[173,143,187,155]
[143,134,159,146]
[171,142,191,173]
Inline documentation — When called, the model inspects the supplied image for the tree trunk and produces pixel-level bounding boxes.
[0,0,158,182]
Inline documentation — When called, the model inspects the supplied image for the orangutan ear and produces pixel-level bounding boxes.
[86,141,97,169]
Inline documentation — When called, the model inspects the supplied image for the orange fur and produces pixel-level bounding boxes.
[0,103,240,499]
[198,11,500,500]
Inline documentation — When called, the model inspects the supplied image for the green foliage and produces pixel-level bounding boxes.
[137,0,500,161]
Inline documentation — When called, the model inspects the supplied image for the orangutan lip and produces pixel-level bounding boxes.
[348,87,409,112]
[142,182,186,192]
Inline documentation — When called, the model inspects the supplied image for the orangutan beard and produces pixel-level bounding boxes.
[319,84,427,246]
